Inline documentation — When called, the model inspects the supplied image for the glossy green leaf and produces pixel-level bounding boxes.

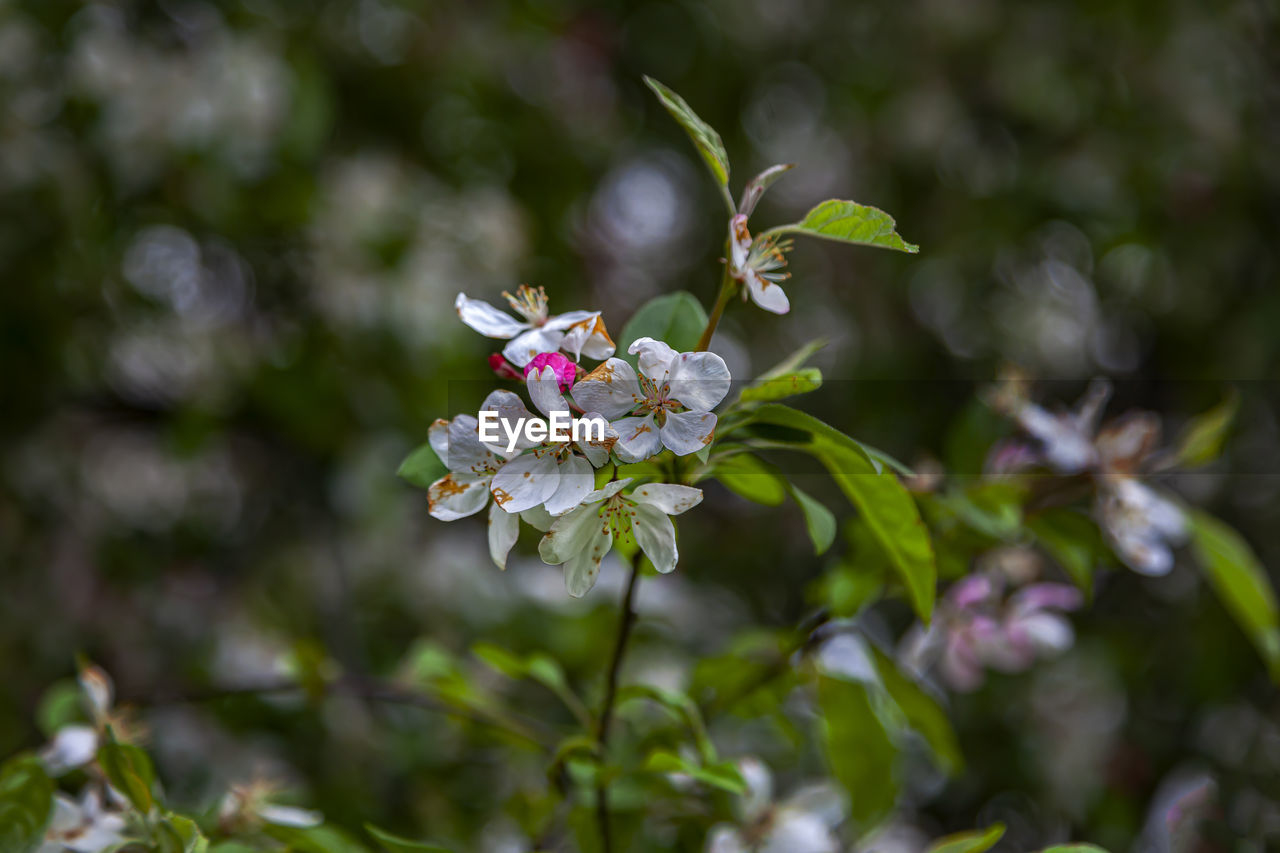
[643,749,746,794]
[642,76,730,189]
[872,648,963,775]
[157,814,209,853]
[0,755,54,853]
[617,291,709,364]
[746,405,935,620]
[265,824,372,853]
[926,823,1005,853]
[776,199,919,253]
[1188,510,1280,679]
[1028,509,1100,594]
[397,442,447,490]
[787,484,837,555]
[365,823,452,853]
[817,675,898,826]
[98,730,157,813]
[619,684,714,762]
[738,163,794,216]
[702,452,787,506]
[739,368,823,404]
[1174,391,1238,467]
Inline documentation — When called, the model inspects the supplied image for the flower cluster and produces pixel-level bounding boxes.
[426,288,730,595]
[990,378,1189,576]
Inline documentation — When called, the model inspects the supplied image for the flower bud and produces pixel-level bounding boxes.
[523,351,577,391]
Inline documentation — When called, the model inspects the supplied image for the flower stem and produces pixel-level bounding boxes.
[696,264,737,352]
[594,559,642,852]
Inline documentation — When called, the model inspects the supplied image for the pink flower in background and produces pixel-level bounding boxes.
[523,351,577,392]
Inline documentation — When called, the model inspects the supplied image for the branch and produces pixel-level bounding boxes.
[594,559,642,853]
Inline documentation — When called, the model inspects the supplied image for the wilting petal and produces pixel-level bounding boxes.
[572,358,644,420]
[539,502,602,565]
[558,312,616,361]
[40,725,99,775]
[1095,412,1161,474]
[428,473,490,521]
[428,418,450,468]
[78,665,114,725]
[573,414,618,467]
[455,293,528,339]
[614,414,663,463]
[488,501,521,569]
[660,410,717,456]
[447,414,501,475]
[628,337,679,382]
[563,522,614,597]
[479,390,536,455]
[744,269,790,314]
[491,452,562,514]
[503,326,566,367]
[527,365,570,418]
[632,502,678,573]
[544,454,595,516]
[667,351,732,411]
[631,483,703,516]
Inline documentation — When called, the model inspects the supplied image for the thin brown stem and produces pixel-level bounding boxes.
[696,264,737,352]
[594,560,642,853]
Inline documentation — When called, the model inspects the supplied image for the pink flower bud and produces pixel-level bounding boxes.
[523,351,577,391]
[488,353,523,380]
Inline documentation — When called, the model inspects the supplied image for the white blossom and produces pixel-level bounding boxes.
[455,285,615,367]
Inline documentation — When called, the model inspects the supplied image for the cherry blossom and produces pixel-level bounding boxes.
[727,214,793,315]
[537,478,703,596]
[705,757,845,853]
[455,285,615,367]
[571,338,731,463]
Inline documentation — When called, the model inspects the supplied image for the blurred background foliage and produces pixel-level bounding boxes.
[1,0,1279,850]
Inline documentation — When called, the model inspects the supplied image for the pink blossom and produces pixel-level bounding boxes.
[522,351,577,391]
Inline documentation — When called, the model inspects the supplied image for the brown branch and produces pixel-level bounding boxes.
[594,560,642,853]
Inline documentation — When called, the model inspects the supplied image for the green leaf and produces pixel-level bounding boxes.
[757,338,827,380]
[616,292,709,364]
[1028,509,1101,594]
[619,684,715,763]
[746,405,935,620]
[642,76,730,189]
[776,199,919,253]
[0,755,54,853]
[1037,847,1111,853]
[738,163,794,216]
[365,824,452,853]
[701,452,787,506]
[817,675,898,827]
[98,730,157,813]
[871,648,962,776]
[265,824,371,853]
[739,368,823,404]
[157,814,209,853]
[643,749,746,794]
[787,484,837,555]
[1188,510,1280,679]
[35,679,85,738]
[926,824,1005,853]
[1174,391,1238,467]
[397,441,447,490]
[472,643,525,679]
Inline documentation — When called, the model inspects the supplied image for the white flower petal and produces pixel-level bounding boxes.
[571,358,644,420]
[543,454,595,516]
[632,502,678,573]
[586,478,633,503]
[455,293,528,339]
[628,337,679,381]
[447,414,501,475]
[40,726,99,775]
[614,414,663,463]
[258,804,324,828]
[428,418,450,468]
[564,523,613,597]
[736,757,774,823]
[557,312,616,361]
[428,473,491,521]
[527,365,570,418]
[667,351,732,411]
[1012,612,1075,653]
[503,327,565,368]
[539,503,604,565]
[706,825,749,853]
[47,793,83,832]
[490,452,562,514]
[630,484,703,516]
[574,414,618,467]
[78,666,114,724]
[660,410,717,456]
[744,270,790,314]
[521,504,554,532]
[761,810,839,853]
[488,501,521,569]
[479,390,537,455]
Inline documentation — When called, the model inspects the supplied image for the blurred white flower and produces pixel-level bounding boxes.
[705,757,845,853]
[39,790,128,853]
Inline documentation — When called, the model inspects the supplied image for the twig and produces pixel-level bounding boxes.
[594,560,642,853]
[696,263,736,353]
